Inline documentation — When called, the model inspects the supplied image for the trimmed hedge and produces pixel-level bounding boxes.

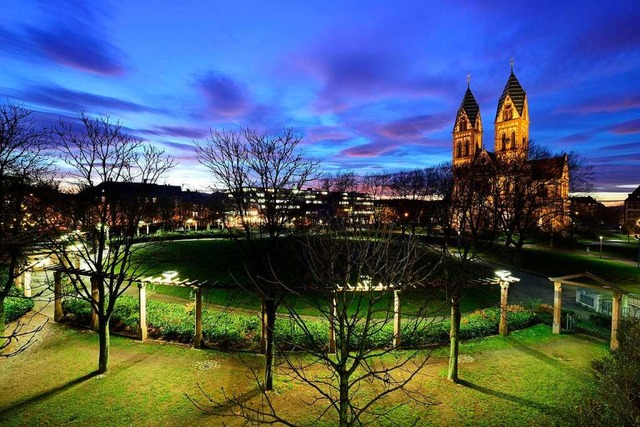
[62,295,544,350]
[3,296,35,324]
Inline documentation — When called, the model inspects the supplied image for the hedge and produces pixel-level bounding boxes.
[62,295,544,350]
[3,296,35,324]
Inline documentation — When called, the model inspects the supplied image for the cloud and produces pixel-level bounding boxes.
[290,26,454,114]
[0,2,124,76]
[560,133,591,143]
[606,119,640,135]
[555,95,640,115]
[378,114,450,140]
[602,142,640,152]
[143,125,208,139]
[28,27,124,76]
[339,140,397,158]
[15,85,161,115]
[197,72,251,118]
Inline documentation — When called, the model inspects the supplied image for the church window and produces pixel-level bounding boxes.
[457,142,462,158]
[464,140,469,156]
[501,133,507,151]
[459,119,467,131]
[503,104,513,121]
[522,137,527,150]
[511,132,516,149]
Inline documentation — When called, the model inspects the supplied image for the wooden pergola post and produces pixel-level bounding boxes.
[552,281,563,334]
[329,295,336,353]
[499,282,510,336]
[393,290,401,347]
[23,270,31,298]
[91,276,99,331]
[54,270,63,322]
[610,291,622,350]
[137,282,147,341]
[194,287,203,348]
[14,270,23,291]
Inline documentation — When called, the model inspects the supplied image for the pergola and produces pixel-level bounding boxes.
[549,272,628,350]
[52,267,209,348]
[328,281,402,352]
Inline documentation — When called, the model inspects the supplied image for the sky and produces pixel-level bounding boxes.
[2,0,639,203]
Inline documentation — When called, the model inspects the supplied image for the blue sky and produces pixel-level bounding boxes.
[2,0,639,202]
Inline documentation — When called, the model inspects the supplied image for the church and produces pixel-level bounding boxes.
[451,63,570,235]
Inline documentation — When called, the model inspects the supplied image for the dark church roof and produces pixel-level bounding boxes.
[454,87,481,131]
[529,156,567,180]
[495,71,526,120]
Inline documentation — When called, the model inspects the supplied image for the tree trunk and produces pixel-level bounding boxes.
[447,299,461,382]
[0,296,5,348]
[264,299,276,391]
[98,317,110,374]
[339,373,350,427]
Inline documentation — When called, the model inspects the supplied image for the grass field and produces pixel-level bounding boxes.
[519,246,640,292]
[136,239,503,317]
[0,317,607,426]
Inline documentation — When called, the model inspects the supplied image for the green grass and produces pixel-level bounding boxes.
[519,246,640,292]
[0,322,607,426]
[138,239,502,317]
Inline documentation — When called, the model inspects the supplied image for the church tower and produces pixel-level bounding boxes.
[453,75,483,168]
[494,61,529,160]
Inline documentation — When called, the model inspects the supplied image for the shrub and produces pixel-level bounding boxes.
[4,296,35,323]
[61,297,542,350]
[577,317,640,426]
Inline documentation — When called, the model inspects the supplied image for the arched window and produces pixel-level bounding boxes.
[457,142,462,158]
[511,132,516,150]
[503,104,513,121]
[522,137,527,150]
[464,140,469,156]
[501,133,507,151]
[459,119,467,131]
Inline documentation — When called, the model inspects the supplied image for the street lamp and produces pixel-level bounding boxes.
[494,270,520,336]
[599,236,603,259]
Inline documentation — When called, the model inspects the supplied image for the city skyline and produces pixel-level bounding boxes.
[2,1,639,203]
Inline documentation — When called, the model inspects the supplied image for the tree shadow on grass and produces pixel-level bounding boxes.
[189,386,264,416]
[0,370,100,416]
[458,379,556,414]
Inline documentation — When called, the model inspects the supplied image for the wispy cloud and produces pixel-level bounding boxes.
[196,72,252,118]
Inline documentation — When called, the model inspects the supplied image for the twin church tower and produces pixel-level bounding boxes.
[452,62,529,167]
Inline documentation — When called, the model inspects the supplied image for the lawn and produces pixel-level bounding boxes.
[519,246,640,292]
[0,317,607,426]
[136,239,502,317]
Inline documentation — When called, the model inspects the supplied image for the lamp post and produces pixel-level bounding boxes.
[457,230,461,248]
[495,270,520,336]
[599,236,603,259]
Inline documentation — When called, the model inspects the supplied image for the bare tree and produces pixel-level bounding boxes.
[360,172,392,224]
[195,127,320,391]
[436,161,494,382]
[52,113,175,373]
[195,226,441,425]
[0,102,53,356]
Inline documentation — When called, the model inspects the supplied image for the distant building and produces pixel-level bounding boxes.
[624,185,640,233]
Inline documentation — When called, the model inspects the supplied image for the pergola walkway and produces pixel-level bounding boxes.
[549,272,628,350]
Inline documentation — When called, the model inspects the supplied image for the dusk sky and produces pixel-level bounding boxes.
[2,1,639,202]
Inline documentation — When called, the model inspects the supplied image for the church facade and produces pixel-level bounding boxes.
[451,64,570,235]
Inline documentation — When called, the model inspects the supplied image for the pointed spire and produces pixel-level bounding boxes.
[510,57,515,73]
[467,71,471,88]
